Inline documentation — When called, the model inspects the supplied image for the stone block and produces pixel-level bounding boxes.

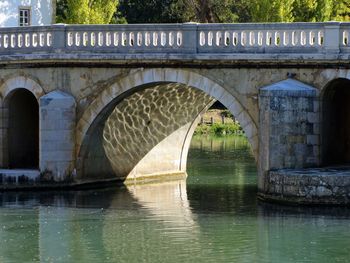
[313,145,320,157]
[313,123,320,134]
[41,130,74,142]
[313,100,320,112]
[41,150,74,162]
[307,112,319,123]
[284,156,296,167]
[307,135,319,145]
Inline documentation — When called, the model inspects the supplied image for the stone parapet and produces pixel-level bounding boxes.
[0,22,349,61]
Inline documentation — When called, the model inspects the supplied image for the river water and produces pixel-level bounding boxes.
[0,135,350,263]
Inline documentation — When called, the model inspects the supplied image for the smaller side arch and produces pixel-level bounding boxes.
[0,76,44,169]
[1,76,45,101]
[321,78,350,166]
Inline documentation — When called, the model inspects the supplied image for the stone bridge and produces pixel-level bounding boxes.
[1,22,350,204]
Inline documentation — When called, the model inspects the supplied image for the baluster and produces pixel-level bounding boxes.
[90,32,96,47]
[176,32,182,47]
[75,32,81,47]
[105,32,111,47]
[39,33,44,47]
[199,31,205,46]
[284,31,292,47]
[233,32,240,47]
[216,31,222,47]
[257,31,264,47]
[169,32,174,47]
[136,32,142,47]
[224,31,230,46]
[97,32,103,47]
[292,31,299,46]
[241,31,247,46]
[18,34,23,48]
[11,34,16,48]
[113,32,119,47]
[67,32,73,47]
[281,31,287,47]
[3,34,8,48]
[47,32,52,47]
[266,31,272,46]
[32,33,38,47]
[129,32,135,47]
[208,31,213,46]
[343,30,349,46]
[144,32,150,47]
[274,31,280,47]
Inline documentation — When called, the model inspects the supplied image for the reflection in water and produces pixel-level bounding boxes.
[0,135,350,262]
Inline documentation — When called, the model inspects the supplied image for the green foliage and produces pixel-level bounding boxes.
[220,110,233,119]
[118,0,183,23]
[248,0,295,22]
[56,0,350,25]
[195,123,243,136]
[57,0,119,24]
[176,0,238,23]
[332,0,350,21]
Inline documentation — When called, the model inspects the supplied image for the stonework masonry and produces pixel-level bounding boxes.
[0,22,350,204]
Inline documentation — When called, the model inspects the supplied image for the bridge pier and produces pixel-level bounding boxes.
[258,78,350,205]
[39,91,76,181]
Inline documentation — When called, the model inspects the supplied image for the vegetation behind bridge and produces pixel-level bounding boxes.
[56,0,350,24]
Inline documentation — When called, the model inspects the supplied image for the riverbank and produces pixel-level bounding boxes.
[195,109,243,135]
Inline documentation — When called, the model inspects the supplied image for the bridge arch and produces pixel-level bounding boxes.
[0,76,44,169]
[321,77,350,166]
[77,68,258,160]
[76,69,258,181]
[0,76,45,101]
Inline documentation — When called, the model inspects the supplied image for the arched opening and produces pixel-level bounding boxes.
[322,78,350,166]
[186,100,257,210]
[76,69,258,183]
[6,89,39,169]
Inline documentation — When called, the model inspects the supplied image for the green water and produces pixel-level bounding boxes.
[1,135,350,263]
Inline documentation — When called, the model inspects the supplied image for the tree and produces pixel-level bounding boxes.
[332,0,350,21]
[314,0,334,21]
[177,0,238,23]
[118,0,183,23]
[57,0,119,24]
[292,0,318,22]
[248,0,294,22]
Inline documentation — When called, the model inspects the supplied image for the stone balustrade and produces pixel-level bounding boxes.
[0,22,349,58]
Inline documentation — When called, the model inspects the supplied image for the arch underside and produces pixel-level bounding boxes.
[77,68,258,183]
[79,83,214,181]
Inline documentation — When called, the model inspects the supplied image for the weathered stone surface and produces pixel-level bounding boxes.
[39,91,76,181]
[260,167,350,204]
[0,57,349,204]
[259,78,320,193]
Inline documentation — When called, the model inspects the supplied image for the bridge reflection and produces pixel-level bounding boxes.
[0,179,349,262]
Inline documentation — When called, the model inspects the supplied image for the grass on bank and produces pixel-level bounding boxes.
[194,122,244,136]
